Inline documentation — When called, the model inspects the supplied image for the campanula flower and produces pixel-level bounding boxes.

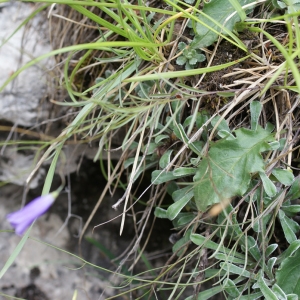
[7,191,58,235]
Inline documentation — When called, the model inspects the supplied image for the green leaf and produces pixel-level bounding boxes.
[253,214,271,233]
[136,81,155,98]
[176,55,187,66]
[185,63,193,70]
[173,123,202,155]
[268,257,277,274]
[269,141,280,150]
[259,171,277,197]
[190,233,245,259]
[284,0,300,13]
[173,167,196,177]
[272,0,286,9]
[272,168,295,186]
[143,142,157,155]
[176,213,195,226]
[155,134,169,144]
[277,240,300,264]
[189,57,198,65]
[286,177,300,201]
[282,205,300,215]
[278,210,299,244]
[237,292,264,299]
[191,0,255,48]
[152,170,178,184]
[195,52,206,62]
[240,236,261,262]
[173,186,192,202]
[250,101,262,131]
[287,294,298,300]
[220,262,251,277]
[154,207,168,218]
[178,41,187,51]
[159,150,173,169]
[266,244,278,257]
[185,285,224,300]
[166,181,178,196]
[279,138,287,150]
[276,248,300,295]
[183,48,194,59]
[223,279,239,297]
[194,126,274,211]
[167,189,194,220]
[172,229,192,256]
[217,130,235,139]
[211,115,231,134]
[217,91,236,98]
[196,110,210,129]
[272,284,288,300]
[183,115,193,128]
[257,271,278,300]
[215,253,246,265]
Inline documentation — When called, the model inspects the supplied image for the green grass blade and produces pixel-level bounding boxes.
[0,225,33,279]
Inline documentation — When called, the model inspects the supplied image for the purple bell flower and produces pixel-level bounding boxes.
[7,192,58,235]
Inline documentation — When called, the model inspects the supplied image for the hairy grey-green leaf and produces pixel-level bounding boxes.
[176,55,187,66]
[257,272,278,300]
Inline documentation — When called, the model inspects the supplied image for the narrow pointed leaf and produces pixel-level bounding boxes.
[266,244,278,257]
[278,210,299,244]
[250,101,262,131]
[220,262,251,277]
[173,167,196,177]
[223,279,239,297]
[259,171,277,197]
[277,240,300,264]
[257,272,278,300]
[272,284,288,300]
[152,170,178,184]
[167,189,194,220]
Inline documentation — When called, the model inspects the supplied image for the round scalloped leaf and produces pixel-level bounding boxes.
[178,41,187,51]
[185,62,193,70]
[176,55,187,66]
[189,58,198,65]
[195,52,206,62]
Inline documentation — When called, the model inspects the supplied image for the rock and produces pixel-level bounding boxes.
[0,2,53,127]
[0,147,45,189]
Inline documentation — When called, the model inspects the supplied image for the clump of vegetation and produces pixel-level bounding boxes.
[176,41,206,70]
[1,0,300,299]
